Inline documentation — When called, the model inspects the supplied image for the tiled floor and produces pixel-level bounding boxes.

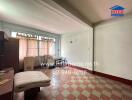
[16,67,132,100]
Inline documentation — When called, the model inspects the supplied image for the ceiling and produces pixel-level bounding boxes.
[0,0,131,34]
[0,0,89,34]
[53,0,132,24]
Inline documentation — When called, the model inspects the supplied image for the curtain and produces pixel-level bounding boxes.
[27,39,38,56]
[48,40,55,56]
[19,37,55,68]
[13,31,56,70]
[19,39,55,58]
[39,40,45,56]
[19,38,27,68]
[39,39,55,56]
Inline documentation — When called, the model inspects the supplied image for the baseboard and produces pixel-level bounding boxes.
[93,71,132,86]
[68,64,93,74]
[68,64,132,86]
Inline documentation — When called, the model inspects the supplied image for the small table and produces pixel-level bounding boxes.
[14,71,50,100]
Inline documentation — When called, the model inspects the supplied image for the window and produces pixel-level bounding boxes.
[11,32,56,58]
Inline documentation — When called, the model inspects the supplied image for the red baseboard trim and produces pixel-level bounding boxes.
[68,64,93,74]
[93,71,132,86]
[68,64,132,86]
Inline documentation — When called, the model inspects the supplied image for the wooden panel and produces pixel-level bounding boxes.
[0,31,4,40]
[0,31,5,55]
[0,37,19,72]
[2,38,19,72]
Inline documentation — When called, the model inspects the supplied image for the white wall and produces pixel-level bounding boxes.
[95,15,132,80]
[61,27,93,70]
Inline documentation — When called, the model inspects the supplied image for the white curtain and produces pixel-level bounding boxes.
[19,38,27,68]
[27,39,38,56]
[39,39,55,56]
[48,40,55,57]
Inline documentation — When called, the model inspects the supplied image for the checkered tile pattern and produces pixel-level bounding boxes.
[15,67,132,100]
[36,67,132,100]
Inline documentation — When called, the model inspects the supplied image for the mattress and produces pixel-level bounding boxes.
[14,71,50,92]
